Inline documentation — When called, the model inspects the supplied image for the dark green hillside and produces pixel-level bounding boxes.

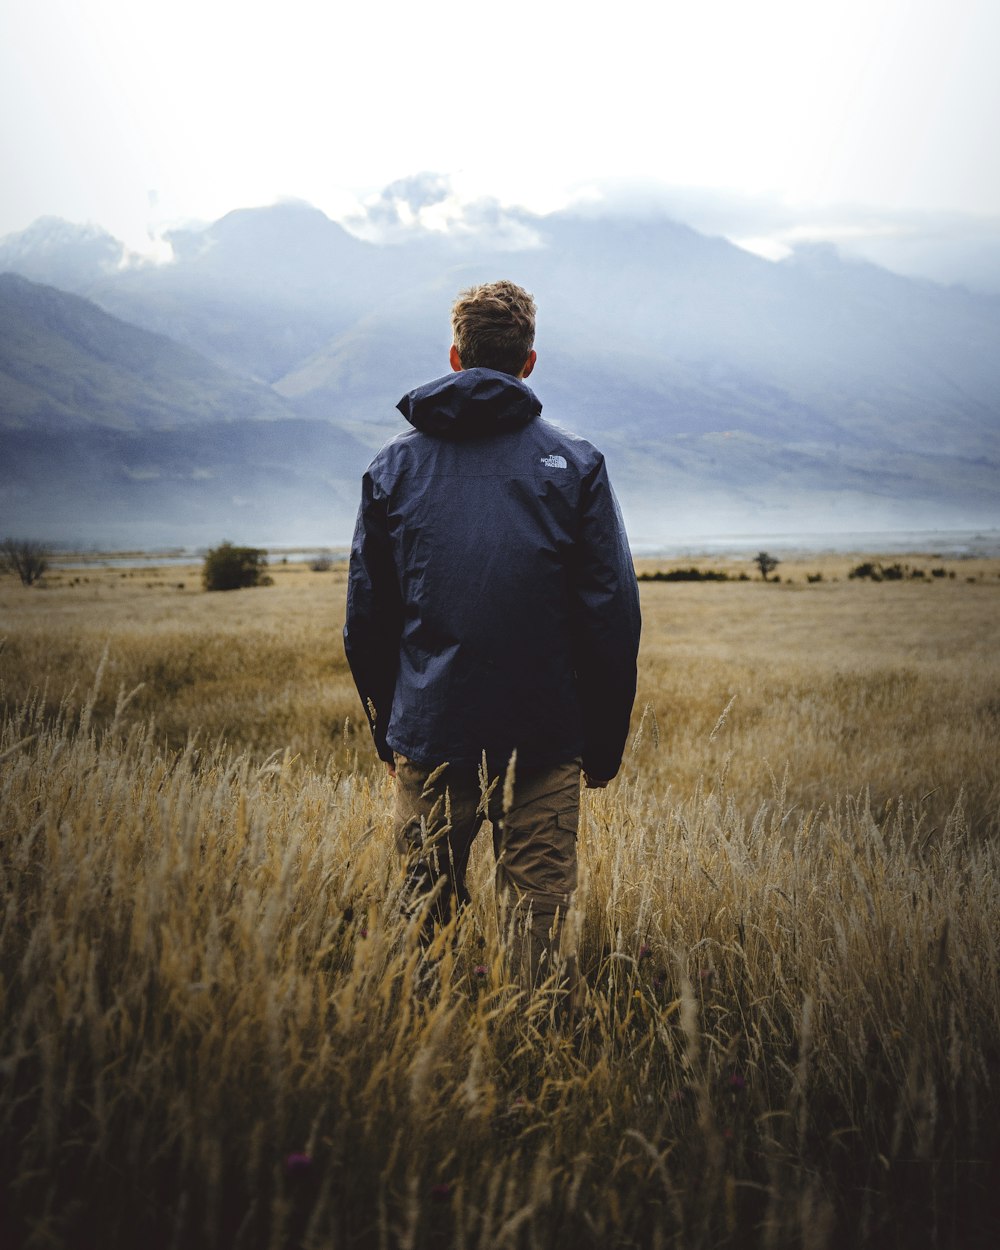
[0,273,298,431]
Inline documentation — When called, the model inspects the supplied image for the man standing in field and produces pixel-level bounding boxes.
[344,280,640,989]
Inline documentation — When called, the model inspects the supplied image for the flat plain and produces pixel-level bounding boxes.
[1,548,999,1248]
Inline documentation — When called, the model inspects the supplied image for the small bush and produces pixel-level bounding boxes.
[310,556,334,572]
[202,542,269,592]
[1,537,49,586]
[806,573,823,583]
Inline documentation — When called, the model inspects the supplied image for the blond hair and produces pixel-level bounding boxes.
[450,280,536,376]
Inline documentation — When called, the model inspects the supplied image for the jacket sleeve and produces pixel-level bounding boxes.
[569,456,641,781]
[343,467,403,764]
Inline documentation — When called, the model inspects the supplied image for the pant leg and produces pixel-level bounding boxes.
[491,759,581,990]
[392,756,486,938]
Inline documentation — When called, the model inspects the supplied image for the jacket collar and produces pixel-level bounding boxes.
[397,367,541,439]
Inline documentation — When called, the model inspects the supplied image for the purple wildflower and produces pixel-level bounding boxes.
[430,1182,453,1203]
[284,1152,312,1176]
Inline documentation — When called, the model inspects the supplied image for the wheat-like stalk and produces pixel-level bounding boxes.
[0,560,998,1247]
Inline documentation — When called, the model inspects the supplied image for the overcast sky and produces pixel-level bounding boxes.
[2,0,999,276]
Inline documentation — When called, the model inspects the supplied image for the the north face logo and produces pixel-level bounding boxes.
[541,454,568,469]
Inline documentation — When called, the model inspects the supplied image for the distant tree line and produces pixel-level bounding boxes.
[637,552,782,583]
[637,567,737,583]
[849,561,954,581]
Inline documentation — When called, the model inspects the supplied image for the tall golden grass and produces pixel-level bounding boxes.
[1,556,998,1248]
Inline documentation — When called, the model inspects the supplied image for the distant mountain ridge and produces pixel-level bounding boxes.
[1,200,998,546]
[0,272,368,543]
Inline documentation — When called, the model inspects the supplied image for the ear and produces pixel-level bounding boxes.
[449,345,463,372]
[520,349,537,379]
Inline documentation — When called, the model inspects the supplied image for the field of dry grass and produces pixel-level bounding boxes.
[2,550,999,1248]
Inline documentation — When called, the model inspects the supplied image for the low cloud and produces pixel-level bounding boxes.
[337,173,1000,292]
[341,173,543,250]
[559,178,1000,293]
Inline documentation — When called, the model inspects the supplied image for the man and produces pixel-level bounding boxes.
[344,280,640,986]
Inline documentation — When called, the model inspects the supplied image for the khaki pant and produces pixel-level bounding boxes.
[392,754,580,990]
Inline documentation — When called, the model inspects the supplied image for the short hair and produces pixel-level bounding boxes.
[451,280,536,376]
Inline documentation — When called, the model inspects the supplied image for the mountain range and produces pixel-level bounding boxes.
[1,200,998,549]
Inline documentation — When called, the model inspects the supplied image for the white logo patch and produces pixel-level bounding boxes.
[541,454,568,469]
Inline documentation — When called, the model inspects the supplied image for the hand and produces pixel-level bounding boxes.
[385,760,396,778]
[583,773,610,789]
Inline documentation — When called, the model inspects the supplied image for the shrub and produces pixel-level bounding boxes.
[202,542,269,592]
[850,561,930,582]
[310,556,334,572]
[753,551,780,581]
[1,537,49,586]
[638,568,729,582]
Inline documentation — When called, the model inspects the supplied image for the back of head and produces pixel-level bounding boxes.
[451,280,536,377]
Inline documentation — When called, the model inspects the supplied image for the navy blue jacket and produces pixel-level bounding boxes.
[344,368,641,780]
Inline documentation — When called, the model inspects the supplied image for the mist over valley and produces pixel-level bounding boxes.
[2,194,998,550]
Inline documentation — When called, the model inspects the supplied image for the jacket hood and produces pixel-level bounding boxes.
[397,367,542,439]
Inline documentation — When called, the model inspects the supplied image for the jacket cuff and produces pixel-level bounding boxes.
[582,755,621,783]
